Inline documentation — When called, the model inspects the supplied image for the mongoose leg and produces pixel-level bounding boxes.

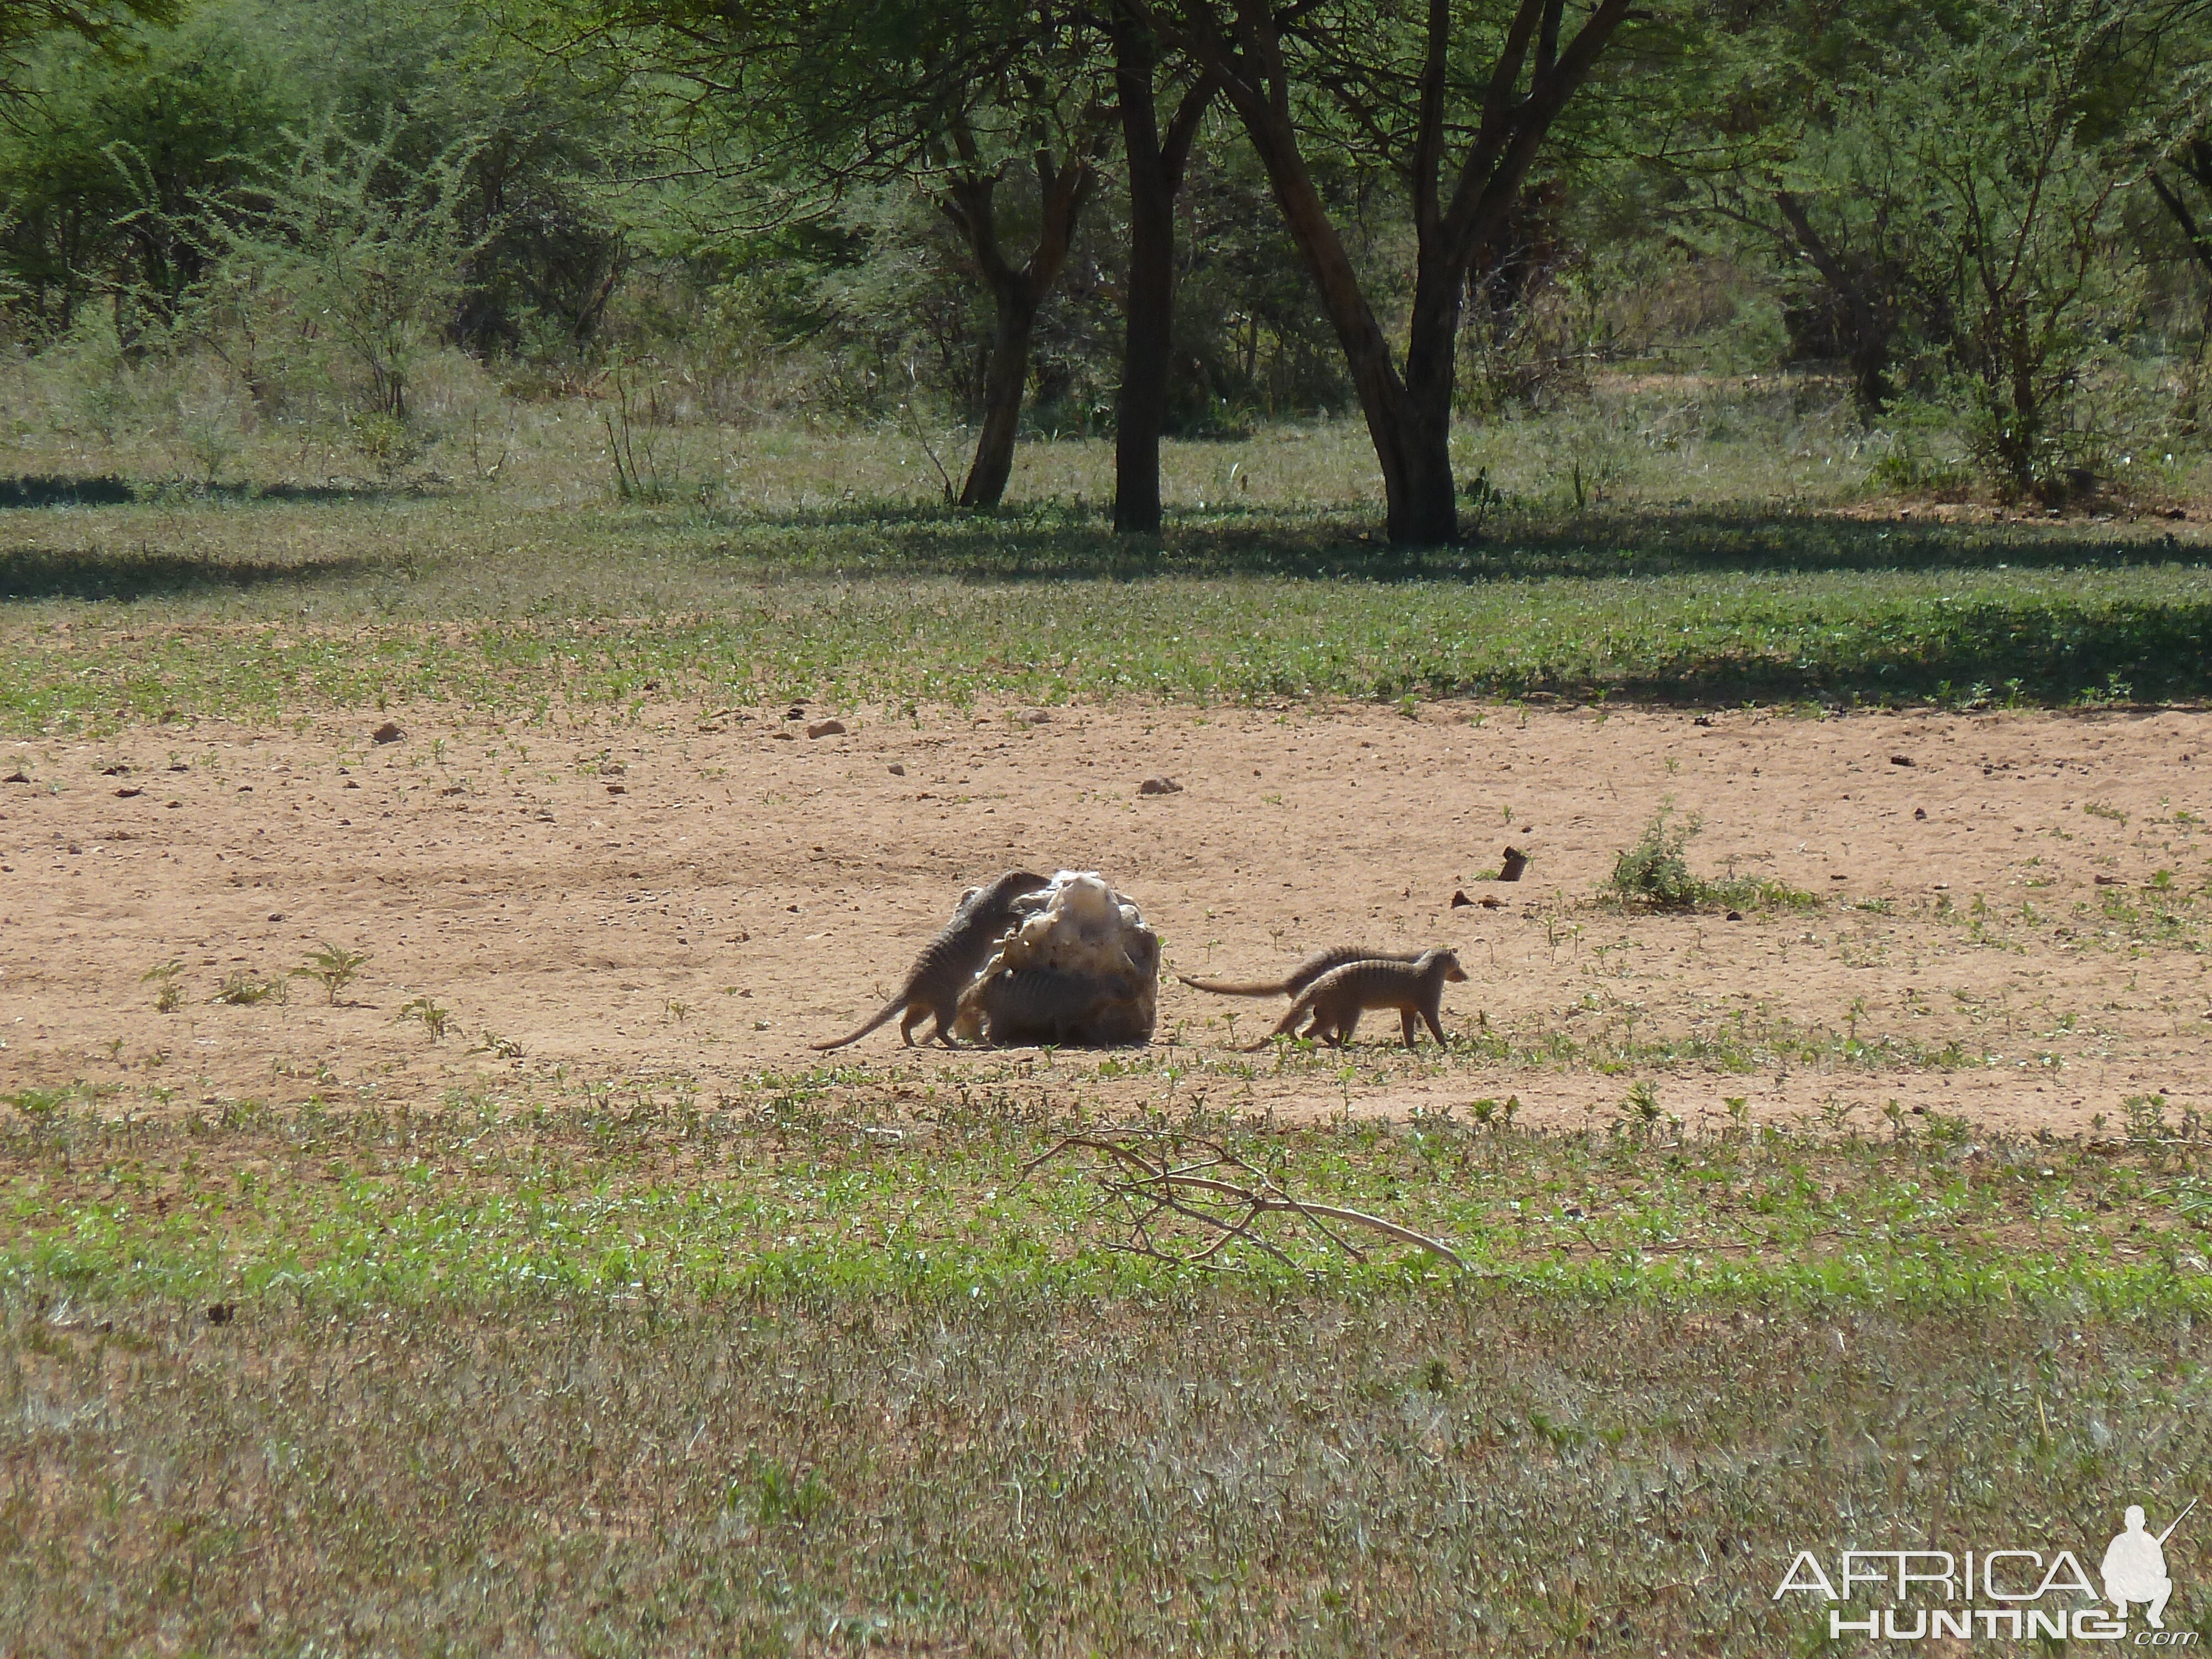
[1423,1006,1447,1045]
[1400,1009,1420,1048]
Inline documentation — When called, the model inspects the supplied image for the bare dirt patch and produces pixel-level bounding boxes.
[4,701,2208,1137]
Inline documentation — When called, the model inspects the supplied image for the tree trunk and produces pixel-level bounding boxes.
[1114,20,1173,535]
[1396,253,1468,544]
[1775,190,1892,418]
[1230,91,1454,545]
[1113,18,1215,535]
[962,284,1039,508]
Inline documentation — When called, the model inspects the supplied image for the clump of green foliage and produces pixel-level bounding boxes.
[293,941,369,1005]
[211,969,285,1006]
[140,959,186,1013]
[398,994,450,1039]
[1608,805,1818,912]
[1609,804,1709,910]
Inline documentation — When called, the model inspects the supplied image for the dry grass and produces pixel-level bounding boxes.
[5,1285,2209,1653]
[4,1099,2212,1650]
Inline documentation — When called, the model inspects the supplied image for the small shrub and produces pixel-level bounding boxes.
[141,960,187,1013]
[212,971,285,1006]
[398,995,451,1040]
[1608,805,1820,914]
[293,942,370,1006]
[1609,805,1707,910]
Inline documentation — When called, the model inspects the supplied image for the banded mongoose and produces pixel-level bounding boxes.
[1178,945,1422,999]
[811,870,1048,1050]
[968,966,1138,1047]
[1241,948,1467,1051]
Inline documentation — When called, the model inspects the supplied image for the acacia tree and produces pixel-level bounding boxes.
[1150,0,1639,545]
[0,0,178,103]
[551,0,1111,509]
[1688,73,1928,420]
[931,56,1114,507]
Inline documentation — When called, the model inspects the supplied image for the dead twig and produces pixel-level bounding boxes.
[1021,1134,1465,1271]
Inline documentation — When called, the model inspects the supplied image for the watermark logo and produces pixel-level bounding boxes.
[2106,1501,2195,1630]
[1775,1500,2198,1644]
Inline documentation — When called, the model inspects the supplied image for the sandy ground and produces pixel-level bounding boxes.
[3,701,2208,1138]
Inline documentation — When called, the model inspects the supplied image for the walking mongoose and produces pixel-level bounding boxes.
[811,870,1049,1050]
[1241,948,1467,1051]
[1178,945,1422,999]
[967,966,1139,1047]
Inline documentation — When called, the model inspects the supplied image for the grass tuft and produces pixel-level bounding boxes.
[1606,804,1819,912]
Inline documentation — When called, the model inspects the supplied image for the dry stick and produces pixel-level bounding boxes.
[902,363,957,505]
[1023,1134,1466,1269]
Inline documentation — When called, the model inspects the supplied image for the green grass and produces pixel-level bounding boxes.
[8,1091,2210,1324]
[7,1096,2212,1653]
[0,457,2208,733]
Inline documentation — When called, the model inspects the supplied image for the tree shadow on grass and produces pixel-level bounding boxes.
[0,476,138,509]
[1437,598,2212,707]
[0,544,378,602]
[737,500,2199,583]
[0,474,419,510]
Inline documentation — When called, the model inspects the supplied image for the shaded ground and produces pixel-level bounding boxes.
[5,700,2207,1138]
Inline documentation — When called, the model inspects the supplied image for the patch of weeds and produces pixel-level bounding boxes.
[3,1086,69,1118]
[292,941,370,1006]
[1606,805,1817,913]
[2123,1092,2174,1145]
[732,1456,834,1527]
[397,995,451,1040]
[1620,1079,1665,1133]
[1609,804,1707,910]
[140,959,186,1014]
[211,971,286,1006]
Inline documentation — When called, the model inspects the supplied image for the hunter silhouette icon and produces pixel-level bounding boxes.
[2104,1499,2194,1627]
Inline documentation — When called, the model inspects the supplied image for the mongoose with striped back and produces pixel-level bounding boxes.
[811,870,1049,1050]
[1178,945,1421,999]
[1240,948,1467,1051]
[966,966,1141,1047]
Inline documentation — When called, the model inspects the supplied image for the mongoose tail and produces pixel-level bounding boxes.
[1179,945,1420,998]
[809,995,911,1052]
[1241,948,1468,1051]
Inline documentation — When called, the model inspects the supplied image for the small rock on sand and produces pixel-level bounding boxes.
[372,721,404,744]
[807,719,846,739]
[1139,776,1182,796]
